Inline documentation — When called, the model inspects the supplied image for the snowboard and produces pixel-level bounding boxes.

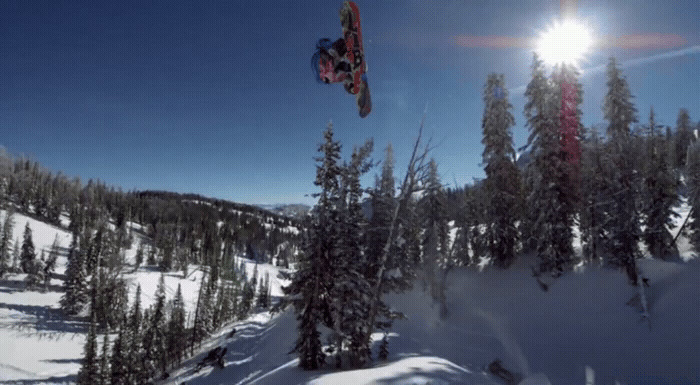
[339,1,371,117]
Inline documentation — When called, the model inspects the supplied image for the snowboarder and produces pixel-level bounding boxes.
[312,1,371,118]
[193,346,227,372]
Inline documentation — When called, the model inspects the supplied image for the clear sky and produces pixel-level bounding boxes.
[1,0,698,206]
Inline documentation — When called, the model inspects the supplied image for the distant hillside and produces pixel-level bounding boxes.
[255,203,311,219]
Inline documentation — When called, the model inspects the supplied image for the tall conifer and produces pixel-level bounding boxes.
[481,73,521,268]
[602,57,640,284]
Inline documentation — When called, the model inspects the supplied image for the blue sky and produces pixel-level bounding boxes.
[1,0,698,206]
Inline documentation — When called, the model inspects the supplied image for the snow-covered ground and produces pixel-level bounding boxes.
[164,254,699,385]
[0,210,207,383]
[2,207,698,385]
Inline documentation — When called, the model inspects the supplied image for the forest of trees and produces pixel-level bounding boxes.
[286,55,699,370]
[0,150,300,382]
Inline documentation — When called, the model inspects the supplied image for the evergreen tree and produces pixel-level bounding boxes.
[167,283,187,367]
[602,57,640,284]
[687,141,700,249]
[466,184,489,262]
[77,318,100,385]
[43,235,60,289]
[524,54,574,274]
[553,63,584,206]
[20,222,36,273]
[367,142,419,296]
[212,281,224,330]
[110,318,128,385]
[674,108,694,169]
[284,122,343,369]
[142,274,168,378]
[257,272,270,309]
[98,333,110,385]
[126,284,145,384]
[481,73,521,268]
[378,333,389,361]
[367,144,396,279]
[333,140,373,367]
[239,272,255,318]
[24,249,44,290]
[134,241,144,269]
[11,238,20,273]
[0,209,14,277]
[192,271,214,347]
[61,233,88,315]
[420,159,449,300]
[579,127,607,264]
[642,107,679,259]
[85,224,104,275]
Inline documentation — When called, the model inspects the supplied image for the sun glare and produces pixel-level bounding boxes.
[537,19,593,67]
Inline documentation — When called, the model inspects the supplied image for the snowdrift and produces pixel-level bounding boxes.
[166,256,699,385]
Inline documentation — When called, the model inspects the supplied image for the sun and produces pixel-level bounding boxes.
[537,19,593,67]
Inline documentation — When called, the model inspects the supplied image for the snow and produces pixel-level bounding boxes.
[671,199,696,260]
[164,255,700,385]
[0,210,205,383]
[2,208,699,384]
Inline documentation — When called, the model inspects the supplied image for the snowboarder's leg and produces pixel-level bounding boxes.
[356,74,371,117]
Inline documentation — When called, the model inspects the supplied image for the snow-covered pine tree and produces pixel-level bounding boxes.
[251,262,259,288]
[579,126,607,264]
[142,274,168,378]
[284,122,343,370]
[212,280,225,330]
[126,284,145,384]
[24,249,44,290]
[465,184,489,262]
[481,73,521,268]
[552,63,584,209]
[420,159,449,299]
[61,233,88,316]
[43,235,60,289]
[524,54,574,274]
[366,142,417,300]
[98,333,110,385]
[77,317,100,385]
[451,189,472,266]
[134,241,144,269]
[0,208,14,277]
[0,176,6,209]
[257,271,270,309]
[11,239,20,273]
[167,283,187,367]
[334,139,373,367]
[85,224,104,275]
[602,57,641,284]
[367,144,396,284]
[642,107,679,259]
[378,333,389,361]
[110,316,128,385]
[20,222,36,273]
[687,141,700,249]
[239,272,254,318]
[674,108,694,170]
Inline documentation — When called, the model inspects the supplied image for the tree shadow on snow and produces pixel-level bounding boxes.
[8,373,77,384]
[0,302,88,335]
[0,277,64,294]
[41,358,83,364]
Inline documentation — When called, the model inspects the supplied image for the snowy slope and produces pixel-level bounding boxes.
[2,207,698,384]
[164,257,700,385]
[0,209,206,383]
